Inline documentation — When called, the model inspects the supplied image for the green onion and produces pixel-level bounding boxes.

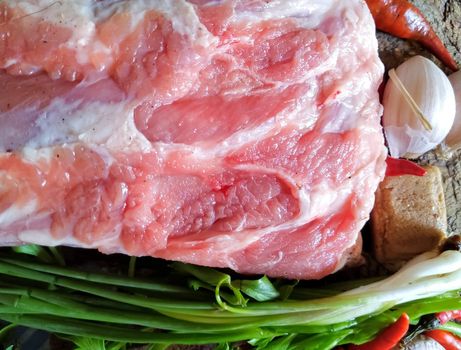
[0,248,460,349]
[1,257,187,293]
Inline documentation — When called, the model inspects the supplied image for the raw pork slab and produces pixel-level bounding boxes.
[0,0,386,279]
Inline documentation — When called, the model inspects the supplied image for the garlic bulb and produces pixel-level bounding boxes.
[445,70,461,150]
[404,336,445,350]
[382,55,456,159]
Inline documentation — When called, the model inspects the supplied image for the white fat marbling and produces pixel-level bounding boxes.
[6,0,216,55]
[28,98,151,152]
[0,199,38,227]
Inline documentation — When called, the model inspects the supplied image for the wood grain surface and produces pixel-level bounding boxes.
[377,0,461,234]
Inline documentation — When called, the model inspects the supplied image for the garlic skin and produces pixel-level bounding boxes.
[382,55,456,159]
[403,336,445,350]
[446,70,461,150]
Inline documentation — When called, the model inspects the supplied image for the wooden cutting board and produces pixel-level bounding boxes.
[377,0,461,234]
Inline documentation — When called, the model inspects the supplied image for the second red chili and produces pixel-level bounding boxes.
[348,313,410,350]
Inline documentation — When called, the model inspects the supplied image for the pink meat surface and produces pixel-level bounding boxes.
[0,0,386,279]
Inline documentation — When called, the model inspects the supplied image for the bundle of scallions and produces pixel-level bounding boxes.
[1,245,461,350]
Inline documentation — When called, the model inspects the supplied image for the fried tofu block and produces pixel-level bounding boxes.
[371,165,447,269]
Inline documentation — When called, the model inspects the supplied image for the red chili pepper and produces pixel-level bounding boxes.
[365,0,458,71]
[385,157,427,177]
[436,310,461,325]
[349,313,410,350]
[404,311,461,344]
[425,330,461,350]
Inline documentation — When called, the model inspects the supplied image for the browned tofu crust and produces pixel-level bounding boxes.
[371,166,447,269]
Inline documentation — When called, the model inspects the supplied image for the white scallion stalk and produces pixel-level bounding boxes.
[299,250,461,326]
[382,56,456,159]
[248,250,461,327]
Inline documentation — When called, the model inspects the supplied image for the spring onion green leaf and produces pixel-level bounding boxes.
[274,280,298,301]
[234,276,280,302]
[248,337,275,348]
[0,323,16,344]
[289,330,353,350]
[1,248,461,349]
[0,258,188,293]
[172,262,248,308]
[48,247,65,266]
[12,245,54,263]
[128,257,136,278]
[214,343,231,350]
[67,336,107,350]
[260,334,296,350]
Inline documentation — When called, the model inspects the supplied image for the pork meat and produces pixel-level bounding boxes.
[0,0,386,279]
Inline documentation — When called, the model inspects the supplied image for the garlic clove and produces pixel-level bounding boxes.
[445,70,461,151]
[382,55,456,159]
